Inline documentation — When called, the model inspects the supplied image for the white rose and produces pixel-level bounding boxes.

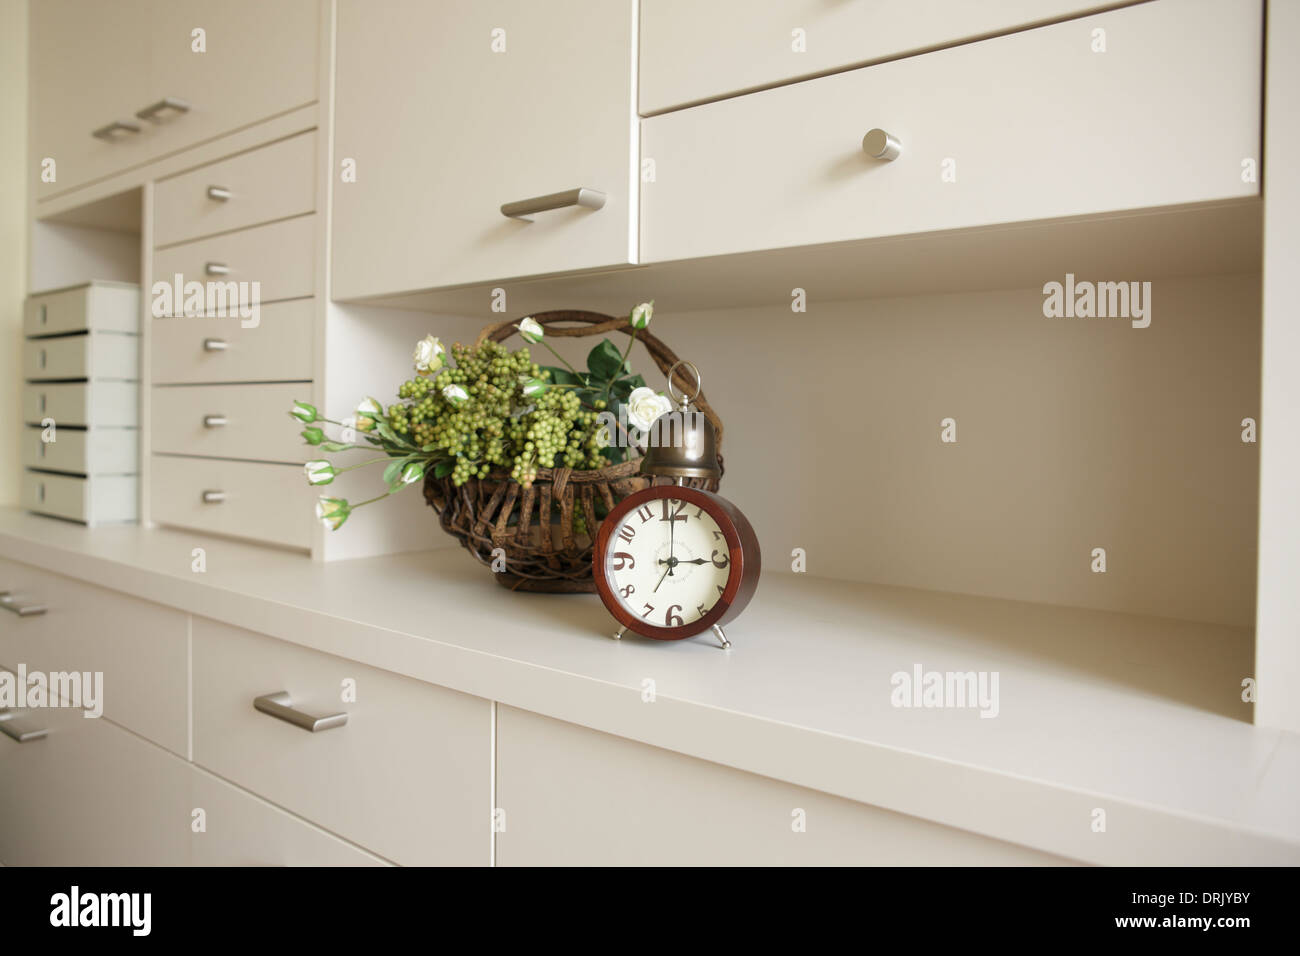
[413,335,445,374]
[442,384,469,405]
[629,301,654,329]
[516,317,544,343]
[626,386,672,431]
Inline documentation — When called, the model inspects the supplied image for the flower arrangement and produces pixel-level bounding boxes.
[291,302,672,532]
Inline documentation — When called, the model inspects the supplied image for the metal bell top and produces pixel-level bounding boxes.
[640,360,722,480]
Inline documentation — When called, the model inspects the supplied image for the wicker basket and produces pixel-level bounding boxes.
[421,310,723,592]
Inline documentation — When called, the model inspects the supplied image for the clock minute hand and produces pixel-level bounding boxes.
[653,564,671,593]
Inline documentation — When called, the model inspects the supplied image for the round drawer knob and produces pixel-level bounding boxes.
[862,128,902,161]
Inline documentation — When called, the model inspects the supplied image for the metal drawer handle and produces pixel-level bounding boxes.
[201,490,226,504]
[136,96,191,121]
[501,187,606,221]
[203,415,227,428]
[92,120,141,141]
[0,709,48,743]
[0,591,47,617]
[254,692,348,733]
[862,128,902,161]
[202,338,228,352]
[207,186,232,201]
[39,348,46,370]
[205,262,230,276]
[38,304,47,326]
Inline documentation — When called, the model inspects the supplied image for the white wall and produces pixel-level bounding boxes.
[0,0,28,507]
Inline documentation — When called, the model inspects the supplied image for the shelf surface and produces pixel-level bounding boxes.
[0,507,1294,865]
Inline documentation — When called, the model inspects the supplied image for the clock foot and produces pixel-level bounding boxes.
[612,625,627,641]
[711,624,731,650]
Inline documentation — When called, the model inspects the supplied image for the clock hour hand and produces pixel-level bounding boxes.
[660,557,708,565]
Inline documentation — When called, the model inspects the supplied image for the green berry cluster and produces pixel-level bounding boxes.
[388,341,607,487]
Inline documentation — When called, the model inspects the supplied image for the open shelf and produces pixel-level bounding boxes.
[0,507,1293,864]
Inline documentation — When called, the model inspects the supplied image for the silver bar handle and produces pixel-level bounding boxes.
[201,490,226,504]
[136,96,191,121]
[0,591,47,617]
[0,710,48,743]
[202,338,228,352]
[207,186,232,201]
[501,187,606,221]
[92,120,141,141]
[205,262,230,276]
[254,692,348,733]
[202,415,227,428]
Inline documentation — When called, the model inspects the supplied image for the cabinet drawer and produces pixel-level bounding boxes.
[0,559,187,755]
[21,471,137,526]
[23,382,139,427]
[150,455,312,549]
[641,0,1261,262]
[153,214,316,310]
[25,282,139,337]
[640,0,1134,114]
[190,767,388,866]
[22,425,138,475]
[152,300,314,384]
[23,333,139,381]
[0,700,191,865]
[155,132,318,247]
[192,617,492,865]
[152,383,305,462]
[497,707,1073,866]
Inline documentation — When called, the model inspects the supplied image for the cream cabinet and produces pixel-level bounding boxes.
[641,0,1262,263]
[639,0,1134,114]
[331,0,637,299]
[32,0,319,199]
[496,707,1072,866]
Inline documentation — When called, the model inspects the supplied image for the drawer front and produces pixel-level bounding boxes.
[497,707,1074,866]
[0,699,191,866]
[23,333,139,382]
[20,471,88,522]
[640,0,1133,114]
[23,382,139,427]
[190,767,388,866]
[152,383,306,462]
[0,560,187,755]
[25,283,139,338]
[153,214,316,311]
[21,471,137,525]
[192,617,492,865]
[155,132,318,247]
[150,455,312,549]
[152,300,315,384]
[22,426,139,475]
[641,0,1261,262]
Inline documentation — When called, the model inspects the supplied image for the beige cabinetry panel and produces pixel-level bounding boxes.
[32,0,319,198]
[192,617,492,865]
[332,0,636,299]
[641,0,1261,263]
[639,0,1136,114]
[496,707,1073,866]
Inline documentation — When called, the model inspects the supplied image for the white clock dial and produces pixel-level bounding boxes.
[603,496,732,629]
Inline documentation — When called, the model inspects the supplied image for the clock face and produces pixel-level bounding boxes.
[594,484,759,641]
[602,495,733,632]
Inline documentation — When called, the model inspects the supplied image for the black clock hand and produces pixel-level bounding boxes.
[667,501,676,574]
[653,564,671,593]
[661,557,707,565]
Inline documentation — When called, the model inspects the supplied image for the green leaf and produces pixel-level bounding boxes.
[541,365,585,388]
[586,339,625,382]
[434,459,455,479]
[374,420,411,449]
[382,459,405,490]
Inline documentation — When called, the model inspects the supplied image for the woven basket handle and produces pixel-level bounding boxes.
[476,310,724,446]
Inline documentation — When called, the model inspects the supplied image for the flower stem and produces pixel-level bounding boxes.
[601,327,637,405]
[335,457,392,473]
[539,340,581,376]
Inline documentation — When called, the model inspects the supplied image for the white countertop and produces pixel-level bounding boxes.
[1,508,1295,865]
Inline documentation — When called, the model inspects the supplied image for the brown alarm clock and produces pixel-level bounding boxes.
[592,362,760,649]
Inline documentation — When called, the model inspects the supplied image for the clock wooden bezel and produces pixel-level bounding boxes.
[593,484,760,641]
